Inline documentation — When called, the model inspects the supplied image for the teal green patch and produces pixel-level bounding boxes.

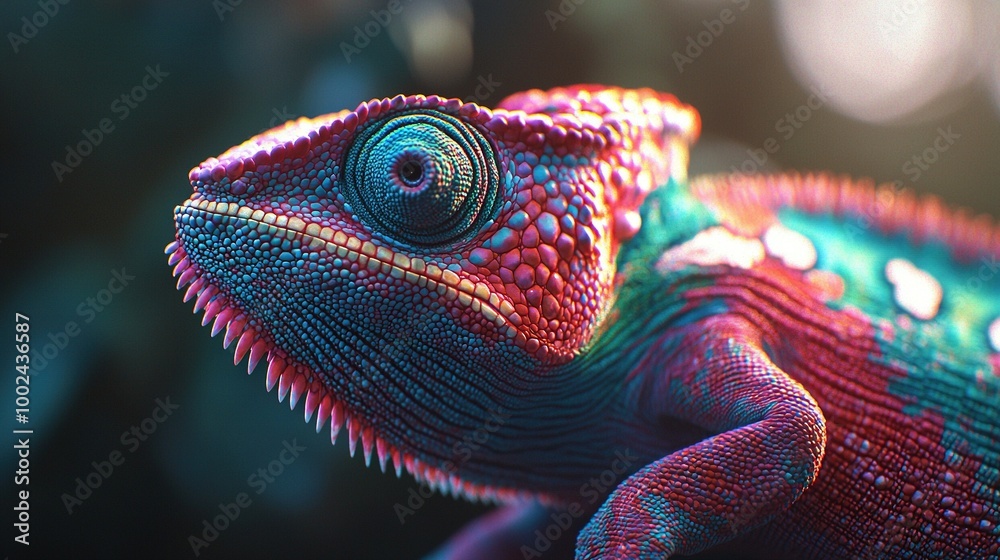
[620,177,719,265]
[776,208,1000,355]
[573,178,724,376]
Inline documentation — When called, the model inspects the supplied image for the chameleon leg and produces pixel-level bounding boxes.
[577,315,827,559]
[425,501,580,560]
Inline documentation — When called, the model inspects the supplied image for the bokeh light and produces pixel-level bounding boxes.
[774,0,995,123]
[389,0,473,87]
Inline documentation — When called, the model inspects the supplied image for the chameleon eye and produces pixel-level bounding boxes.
[342,111,501,248]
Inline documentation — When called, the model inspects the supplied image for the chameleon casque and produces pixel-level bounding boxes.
[168,85,1000,558]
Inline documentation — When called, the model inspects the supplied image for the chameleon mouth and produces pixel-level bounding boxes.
[176,197,524,336]
[167,200,533,503]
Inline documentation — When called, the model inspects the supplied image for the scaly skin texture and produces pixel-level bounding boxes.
[168,86,1000,559]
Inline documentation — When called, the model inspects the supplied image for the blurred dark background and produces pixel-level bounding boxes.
[3,1,998,559]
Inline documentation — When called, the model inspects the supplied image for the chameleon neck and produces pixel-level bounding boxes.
[493,180,724,494]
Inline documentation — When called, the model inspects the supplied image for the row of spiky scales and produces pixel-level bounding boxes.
[165,239,532,504]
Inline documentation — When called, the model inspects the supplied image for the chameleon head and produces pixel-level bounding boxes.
[167,86,698,493]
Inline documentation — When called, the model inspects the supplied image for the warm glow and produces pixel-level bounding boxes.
[775,0,981,123]
[390,0,473,87]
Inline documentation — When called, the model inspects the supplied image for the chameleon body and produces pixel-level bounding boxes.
[168,85,1000,558]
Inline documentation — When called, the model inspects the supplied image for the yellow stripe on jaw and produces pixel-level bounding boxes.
[180,198,520,338]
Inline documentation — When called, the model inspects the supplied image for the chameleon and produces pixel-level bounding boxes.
[167,85,1000,559]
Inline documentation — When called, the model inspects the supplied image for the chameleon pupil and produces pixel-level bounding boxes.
[400,160,423,185]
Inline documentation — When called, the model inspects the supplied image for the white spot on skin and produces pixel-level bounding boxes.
[763,224,818,271]
[884,258,943,321]
[656,226,765,273]
[989,317,1000,353]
